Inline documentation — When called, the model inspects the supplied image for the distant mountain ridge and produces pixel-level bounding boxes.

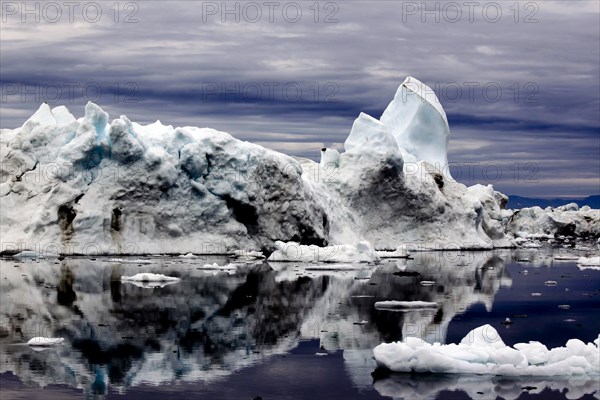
[507,195,600,210]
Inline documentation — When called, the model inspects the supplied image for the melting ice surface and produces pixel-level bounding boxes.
[1,248,599,399]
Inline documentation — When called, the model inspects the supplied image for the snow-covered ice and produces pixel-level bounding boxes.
[373,324,600,376]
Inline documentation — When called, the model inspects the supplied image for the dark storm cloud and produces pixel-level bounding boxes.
[1,0,598,197]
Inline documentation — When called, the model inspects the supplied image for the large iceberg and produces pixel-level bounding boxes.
[1,77,596,255]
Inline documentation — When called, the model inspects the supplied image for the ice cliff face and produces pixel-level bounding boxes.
[1,103,330,254]
[0,77,597,255]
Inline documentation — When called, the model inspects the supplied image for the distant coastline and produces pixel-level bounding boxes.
[507,195,600,209]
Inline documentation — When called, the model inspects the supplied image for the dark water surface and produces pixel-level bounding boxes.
[0,249,599,400]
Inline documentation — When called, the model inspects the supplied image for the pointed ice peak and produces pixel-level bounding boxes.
[345,112,395,152]
[380,76,451,176]
[51,105,76,125]
[23,102,56,127]
[83,101,109,135]
[401,76,448,127]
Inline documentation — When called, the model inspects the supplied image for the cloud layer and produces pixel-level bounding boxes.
[1,1,599,197]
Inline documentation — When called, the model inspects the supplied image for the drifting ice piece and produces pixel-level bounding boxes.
[577,256,600,266]
[380,76,450,174]
[121,273,180,282]
[27,337,64,346]
[373,324,600,376]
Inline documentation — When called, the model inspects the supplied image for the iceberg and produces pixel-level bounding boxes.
[1,76,597,256]
[373,324,600,376]
[507,205,599,241]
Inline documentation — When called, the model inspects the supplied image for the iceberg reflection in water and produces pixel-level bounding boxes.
[373,373,600,400]
[0,249,598,399]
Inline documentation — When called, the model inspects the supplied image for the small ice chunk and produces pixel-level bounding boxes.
[232,250,265,259]
[27,337,64,346]
[13,251,58,259]
[268,241,379,263]
[554,254,579,261]
[109,258,154,264]
[121,273,180,282]
[577,256,600,266]
[376,247,410,258]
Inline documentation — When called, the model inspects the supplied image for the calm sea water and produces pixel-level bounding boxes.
[0,248,599,400]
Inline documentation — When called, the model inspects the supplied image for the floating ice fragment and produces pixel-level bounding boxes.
[577,256,600,266]
[27,337,64,346]
[554,254,579,261]
[109,258,154,264]
[13,251,58,259]
[373,324,600,376]
[376,248,410,258]
[374,301,438,311]
[121,273,180,282]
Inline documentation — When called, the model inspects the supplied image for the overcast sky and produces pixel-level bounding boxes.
[1,0,599,197]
